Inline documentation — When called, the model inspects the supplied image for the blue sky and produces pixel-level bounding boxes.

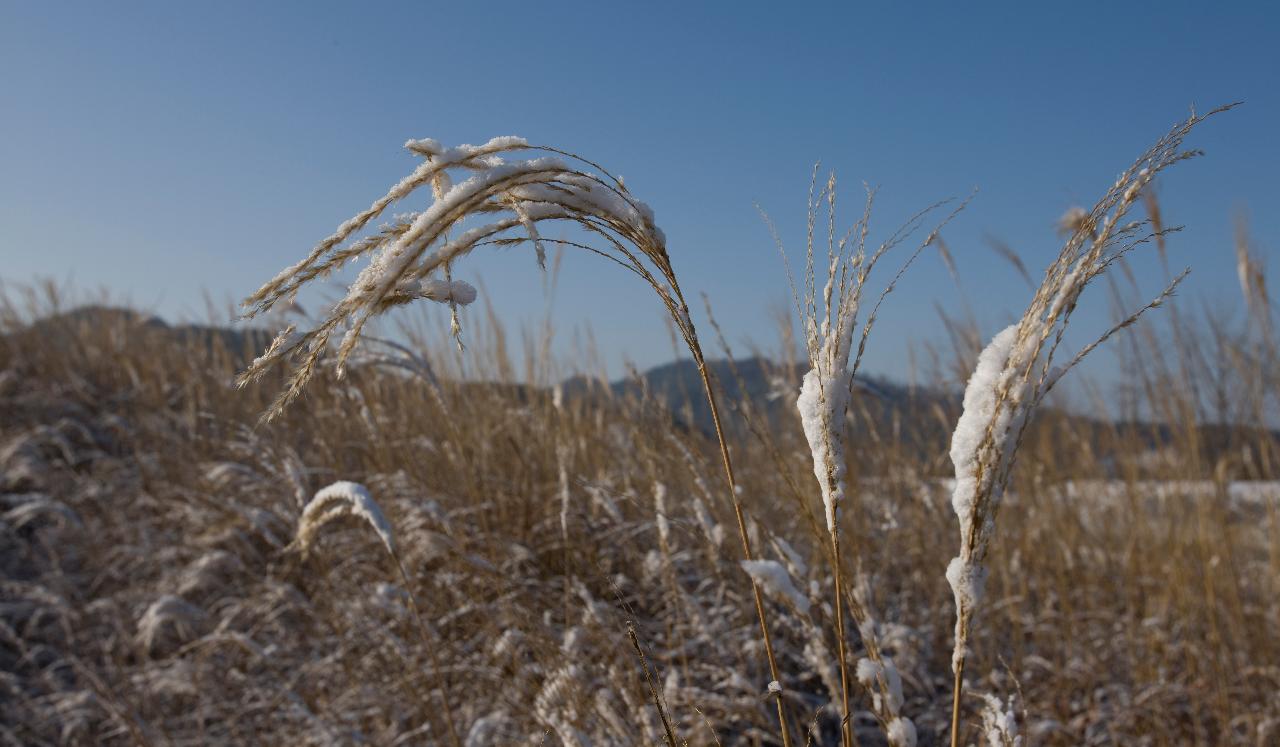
[3,1,1276,387]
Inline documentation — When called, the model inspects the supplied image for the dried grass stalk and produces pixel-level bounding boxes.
[770,167,967,747]
[943,104,1236,746]
[242,135,796,742]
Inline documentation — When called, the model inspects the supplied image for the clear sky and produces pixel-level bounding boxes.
[3,1,1276,386]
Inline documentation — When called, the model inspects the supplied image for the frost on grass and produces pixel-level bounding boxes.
[136,595,206,657]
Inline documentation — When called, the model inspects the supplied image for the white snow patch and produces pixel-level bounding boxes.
[740,559,810,614]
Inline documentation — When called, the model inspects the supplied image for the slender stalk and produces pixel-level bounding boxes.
[393,555,464,747]
[692,354,794,747]
[949,656,965,747]
[628,624,681,747]
[240,134,819,745]
[831,530,855,747]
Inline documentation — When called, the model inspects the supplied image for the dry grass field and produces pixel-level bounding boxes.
[1,109,1277,746]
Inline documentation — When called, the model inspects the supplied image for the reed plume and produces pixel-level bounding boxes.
[240,135,797,741]
[770,166,967,747]
[943,104,1236,746]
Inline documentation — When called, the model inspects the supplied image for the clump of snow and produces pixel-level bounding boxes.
[294,481,396,558]
[945,322,1035,672]
[886,717,918,747]
[771,536,808,578]
[797,367,852,531]
[739,559,810,614]
[642,549,663,581]
[404,135,529,163]
[855,656,906,717]
[408,277,478,306]
[980,693,1022,747]
[945,557,988,671]
[948,323,1019,534]
[881,658,904,714]
[507,192,547,268]
[653,482,670,546]
[856,657,882,687]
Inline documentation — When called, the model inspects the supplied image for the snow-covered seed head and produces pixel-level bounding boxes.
[136,595,206,656]
[943,105,1231,713]
[292,481,396,559]
[797,368,850,532]
[979,693,1022,747]
[779,171,968,534]
[239,135,678,423]
[773,171,968,745]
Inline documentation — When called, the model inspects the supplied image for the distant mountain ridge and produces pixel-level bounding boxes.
[562,356,956,443]
[12,306,1276,473]
[15,305,951,439]
[21,305,273,362]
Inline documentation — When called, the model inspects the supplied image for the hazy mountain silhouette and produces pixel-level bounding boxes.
[562,356,957,449]
[19,305,273,363]
[17,306,1275,474]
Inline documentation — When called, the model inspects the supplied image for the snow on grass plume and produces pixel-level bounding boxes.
[942,105,1234,745]
[855,656,916,746]
[979,693,1022,747]
[238,135,673,422]
[292,480,395,558]
[241,132,803,742]
[290,479,463,745]
[769,166,967,746]
[136,595,206,657]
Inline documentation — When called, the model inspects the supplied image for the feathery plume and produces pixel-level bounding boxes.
[943,104,1235,747]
